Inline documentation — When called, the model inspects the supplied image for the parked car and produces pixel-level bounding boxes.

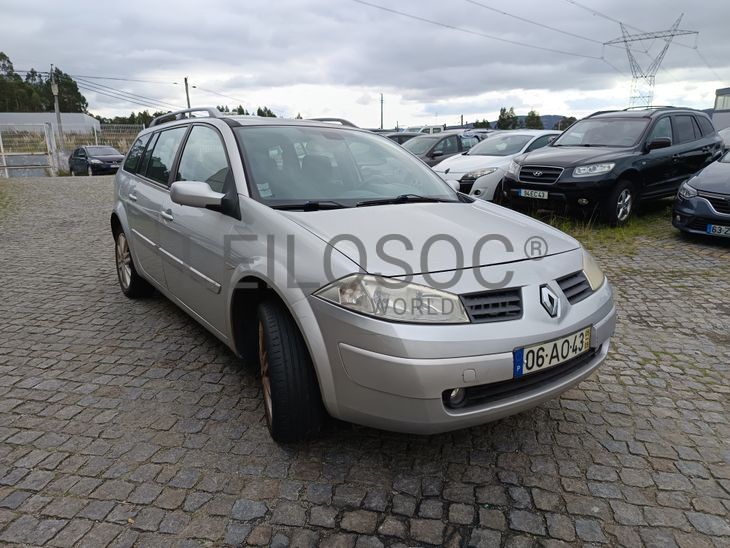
[502,107,724,225]
[719,127,730,150]
[383,131,422,144]
[69,145,125,176]
[112,107,615,442]
[404,125,445,134]
[433,130,560,200]
[673,151,730,238]
[402,131,482,166]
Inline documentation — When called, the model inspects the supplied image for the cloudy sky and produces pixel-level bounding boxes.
[4,0,729,127]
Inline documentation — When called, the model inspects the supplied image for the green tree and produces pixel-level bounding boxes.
[256,106,276,117]
[473,118,490,129]
[554,116,577,130]
[495,107,518,130]
[295,112,303,119]
[525,110,544,129]
[235,105,249,115]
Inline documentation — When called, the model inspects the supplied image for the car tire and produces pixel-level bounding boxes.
[114,229,154,298]
[69,166,75,176]
[257,299,325,443]
[87,166,94,176]
[603,179,636,226]
[492,181,505,205]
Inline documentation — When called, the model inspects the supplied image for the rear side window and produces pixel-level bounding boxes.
[123,135,151,173]
[176,125,231,193]
[696,116,715,136]
[144,127,188,185]
[674,115,698,144]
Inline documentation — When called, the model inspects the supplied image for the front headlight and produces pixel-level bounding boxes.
[678,179,698,199]
[315,274,470,324]
[89,158,103,164]
[506,160,520,176]
[581,248,605,291]
[572,163,615,178]
[465,167,498,179]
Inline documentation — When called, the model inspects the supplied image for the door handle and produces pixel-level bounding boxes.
[128,192,138,201]
[160,210,174,222]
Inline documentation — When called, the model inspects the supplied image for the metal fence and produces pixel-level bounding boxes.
[0,123,142,178]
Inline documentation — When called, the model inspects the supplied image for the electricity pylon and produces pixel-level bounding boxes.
[605,15,697,107]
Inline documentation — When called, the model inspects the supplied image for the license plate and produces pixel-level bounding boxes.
[707,224,730,237]
[518,189,548,199]
[513,326,591,378]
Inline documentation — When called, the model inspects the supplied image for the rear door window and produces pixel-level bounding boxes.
[674,115,698,144]
[123,134,151,173]
[696,116,715,136]
[144,127,188,185]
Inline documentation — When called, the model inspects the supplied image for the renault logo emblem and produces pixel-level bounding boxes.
[533,170,543,177]
[540,285,560,318]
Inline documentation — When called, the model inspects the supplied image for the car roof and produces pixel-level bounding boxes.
[483,129,560,137]
[587,106,710,120]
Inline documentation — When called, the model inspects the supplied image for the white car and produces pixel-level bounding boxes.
[433,130,561,200]
[719,127,730,150]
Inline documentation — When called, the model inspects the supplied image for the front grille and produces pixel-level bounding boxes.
[518,165,563,184]
[699,192,730,215]
[459,175,476,194]
[460,288,522,323]
[444,346,600,409]
[557,271,593,305]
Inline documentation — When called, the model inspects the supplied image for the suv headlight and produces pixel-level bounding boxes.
[582,248,605,291]
[572,163,615,178]
[465,167,498,179]
[678,179,697,199]
[506,160,520,176]
[315,274,470,324]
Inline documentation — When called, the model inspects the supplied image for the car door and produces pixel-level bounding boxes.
[641,116,679,197]
[127,127,189,287]
[76,148,88,172]
[672,114,707,184]
[157,124,236,337]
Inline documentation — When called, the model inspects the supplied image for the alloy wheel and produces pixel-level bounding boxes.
[115,233,132,290]
[258,322,273,424]
[616,188,632,222]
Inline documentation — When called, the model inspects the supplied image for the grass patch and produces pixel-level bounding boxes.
[537,200,675,254]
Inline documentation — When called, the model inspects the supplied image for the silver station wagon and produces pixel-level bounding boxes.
[111,108,616,442]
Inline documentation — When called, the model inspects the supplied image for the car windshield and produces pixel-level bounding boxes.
[467,134,533,156]
[402,135,439,155]
[86,146,121,155]
[552,118,649,147]
[234,126,458,208]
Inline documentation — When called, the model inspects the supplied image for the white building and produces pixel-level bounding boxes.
[713,88,730,131]
[0,112,100,133]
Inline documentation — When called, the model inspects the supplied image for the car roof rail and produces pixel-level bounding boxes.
[149,107,221,127]
[308,117,359,128]
[621,105,676,111]
[585,109,619,118]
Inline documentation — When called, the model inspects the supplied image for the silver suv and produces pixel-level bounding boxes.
[112,108,616,442]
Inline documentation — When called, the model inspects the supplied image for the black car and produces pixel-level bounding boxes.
[502,107,724,225]
[673,151,730,238]
[69,146,125,176]
[402,131,481,166]
[383,131,422,145]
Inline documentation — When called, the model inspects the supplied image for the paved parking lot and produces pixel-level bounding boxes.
[0,176,728,547]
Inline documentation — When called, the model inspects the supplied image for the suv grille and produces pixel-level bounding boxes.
[699,192,730,215]
[518,165,563,184]
[460,288,522,323]
[557,271,593,304]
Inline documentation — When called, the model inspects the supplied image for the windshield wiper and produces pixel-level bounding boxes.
[356,194,455,207]
[272,200,348,211]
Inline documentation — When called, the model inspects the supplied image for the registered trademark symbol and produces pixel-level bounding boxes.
[524,236,548,259]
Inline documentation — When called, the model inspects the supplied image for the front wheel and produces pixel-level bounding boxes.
[257,299,325,443]
[87,166,94,176]
[602,180,636,226]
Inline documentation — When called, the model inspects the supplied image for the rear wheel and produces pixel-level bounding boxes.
[257,299,325,442]
[602,180,636,226]
[114,230,154,298]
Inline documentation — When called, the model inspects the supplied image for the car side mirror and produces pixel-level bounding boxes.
[446,179,461,192]
[170,181,225,209]
[646,138,671,151]
[431,150,444,157]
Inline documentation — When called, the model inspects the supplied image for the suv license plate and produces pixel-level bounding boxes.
[513,326,591,378]
[519,189,548,199]
[707,224,730,237]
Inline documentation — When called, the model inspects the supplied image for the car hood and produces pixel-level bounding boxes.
[434,154,511,174]
[92,155,125,162]
[282,201,580,276]
[519,145,628,167]
[691,160,730,194]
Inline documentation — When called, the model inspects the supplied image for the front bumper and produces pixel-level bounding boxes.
[503,173,615,211]
[307,276,616,435]
[90,164,121,174]
[673,193,730,236]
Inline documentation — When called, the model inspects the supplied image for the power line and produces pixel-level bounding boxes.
[70,74,175,85]
[75,83,174,111]
[74,77,182,110]
[190,85,247,105]
[351,0,605,61]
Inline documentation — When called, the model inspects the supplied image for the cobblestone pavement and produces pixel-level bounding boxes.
[0,177,728,547]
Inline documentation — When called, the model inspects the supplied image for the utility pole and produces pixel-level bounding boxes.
[184,77,191,108]
[50,64,65,155]
[460,114,464,127]
[605,15,697,107]
[380,93,383,130]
